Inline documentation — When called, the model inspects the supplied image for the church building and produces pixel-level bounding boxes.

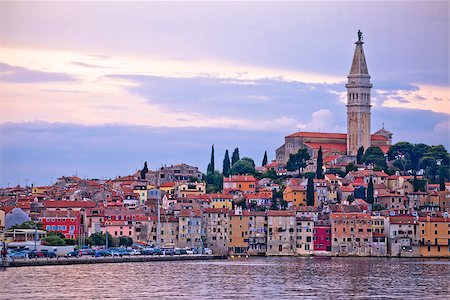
[276,32,392,164]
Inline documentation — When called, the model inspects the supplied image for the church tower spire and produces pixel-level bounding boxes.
[346,30,372,156]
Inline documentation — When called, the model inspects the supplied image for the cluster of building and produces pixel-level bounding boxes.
[1,33,448,258]
[1,165,449,258]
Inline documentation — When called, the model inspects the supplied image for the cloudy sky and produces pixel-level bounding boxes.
[0,1,449,186]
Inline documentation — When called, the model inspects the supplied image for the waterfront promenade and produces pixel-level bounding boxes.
[2,254,225,268]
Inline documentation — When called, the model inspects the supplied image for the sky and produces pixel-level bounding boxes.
[0,1,449,186]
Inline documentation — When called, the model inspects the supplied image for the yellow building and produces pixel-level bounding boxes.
[209,194,233,210]
[0,209,5,230]
[31,186,49,195]
[159,182,176,195]
[283,186,317,207]
[419,215,450,257]
[133,188,148,205]
[176,182,206,198]
[229,210,250,255]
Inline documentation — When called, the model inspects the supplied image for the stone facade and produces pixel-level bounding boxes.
[346,40,372,156]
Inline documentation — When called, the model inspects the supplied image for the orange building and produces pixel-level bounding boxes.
[283,186,317,207]
[223,175,257,194]
[419,215,450,257]
[331,212,372,256]
[229,210,250,255]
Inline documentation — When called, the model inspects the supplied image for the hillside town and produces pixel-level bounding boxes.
[1,32,449,259]
[1,143,449,258]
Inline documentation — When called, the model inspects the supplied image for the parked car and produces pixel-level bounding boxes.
[94,249,112,257]
[141,248,154,255]
[204,248,213,255]
[174,248,187,255]
[65,250,81,258]
[80,249,94,256]
[8,251,28,259]
[153,248,164,256]
[41,249,57,258]
[28,250,44,259]
[128,249,141,255]
[185,248,194,255]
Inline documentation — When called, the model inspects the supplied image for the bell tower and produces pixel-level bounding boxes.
[346,30,372,156]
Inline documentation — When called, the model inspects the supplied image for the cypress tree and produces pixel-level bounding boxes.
[262,151,268,166]
[140,161,148,179]
[223,150,231,177]
[207,144,215,174]
[413,175,419,192]
[367,177,374,204]
[306,177,315,206]
[316,146,324,179]
[231,148,240,166]
[439,165,446,191]
[357,146,364,164]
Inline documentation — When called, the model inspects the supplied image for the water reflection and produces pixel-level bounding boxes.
[0,257,449,299]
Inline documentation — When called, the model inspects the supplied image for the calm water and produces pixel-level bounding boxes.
[1,257,449,299]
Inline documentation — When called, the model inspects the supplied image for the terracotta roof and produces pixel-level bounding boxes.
[330,212,371,220]
[204,208,230,213]
[303,142,347,153]
[370,134,389,141]
[286,132,347,139]
[389,215,416,224]
[267,210,295,217]
[160,182,176,188]
[224,175,257,182]
[44,200,97,208]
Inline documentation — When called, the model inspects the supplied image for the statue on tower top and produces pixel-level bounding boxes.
[357,30,363,42]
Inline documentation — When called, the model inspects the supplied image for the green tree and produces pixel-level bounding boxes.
[420,156,437,180]
[306,176,315,206]
[140,161,149,179]
[346,162,358,174]
[10,220,43,230]
[366,177,374,204]
[316,146,324,179]
[42,233,66,246]
[230,159,255,175]
[88,232,118,247]
[413,175,426,192]
[263,169,279,180]
[65,238,77,246]
[242,157,255,168]
[119,236,133,247]
[286,149,310,176]
[222,150,231,177]
[88,232,105,246]
[357,146,364,164]
[347,194,355,203]
[206,171,224,193]
[231,148,240,166]
[364,146,387,169]
[411,143,430,170]
[426,145,449,166]
[262,151,268,166]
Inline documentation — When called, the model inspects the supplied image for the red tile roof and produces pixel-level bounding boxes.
[286,132,347,139]
[44,200,97,208]
[371,134,389,141]
[303,142,347,153]
[204,208,230,213]
[224,175,257,182]
[160,182,176,188]
[267,210,296,217]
